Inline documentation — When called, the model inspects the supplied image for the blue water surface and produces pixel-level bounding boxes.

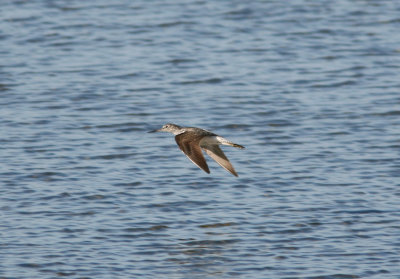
[1,1,400,278]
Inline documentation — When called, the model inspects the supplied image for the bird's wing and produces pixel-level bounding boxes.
[175,134,210,174]
[202,145,238,177]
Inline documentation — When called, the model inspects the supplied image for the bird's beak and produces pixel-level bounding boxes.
[148,128,160,133]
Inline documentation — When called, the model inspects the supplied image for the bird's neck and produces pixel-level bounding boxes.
[171,129,185,135]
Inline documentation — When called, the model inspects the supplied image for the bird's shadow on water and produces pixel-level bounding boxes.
[126,175,248,277]
[165,236,241,278]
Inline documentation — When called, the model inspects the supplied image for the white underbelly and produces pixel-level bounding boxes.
[200,136,227,147]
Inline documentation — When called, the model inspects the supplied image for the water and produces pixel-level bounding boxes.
[1,0,400,278]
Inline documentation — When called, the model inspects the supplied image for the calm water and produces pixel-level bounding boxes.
[1,1,400,278]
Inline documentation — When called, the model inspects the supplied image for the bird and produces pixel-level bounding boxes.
[149,123,244,177]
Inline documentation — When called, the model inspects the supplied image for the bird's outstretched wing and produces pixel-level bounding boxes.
[202,145,238,177]
[175,133,210,174]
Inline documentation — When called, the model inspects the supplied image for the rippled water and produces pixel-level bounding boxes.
[1,1,400,278]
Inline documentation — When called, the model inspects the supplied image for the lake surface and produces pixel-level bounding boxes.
[1,1,400,278]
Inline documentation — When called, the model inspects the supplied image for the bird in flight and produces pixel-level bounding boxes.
[149,123,244,177]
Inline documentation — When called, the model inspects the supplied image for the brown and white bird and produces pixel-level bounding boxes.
[149,123,244,177]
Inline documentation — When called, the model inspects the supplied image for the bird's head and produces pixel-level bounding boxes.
[148,123,182,134]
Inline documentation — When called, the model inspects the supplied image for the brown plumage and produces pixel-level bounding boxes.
[149,123,244,177]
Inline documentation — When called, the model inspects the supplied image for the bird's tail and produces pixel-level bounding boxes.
[231,143,245,149]
[216,136,245,149]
